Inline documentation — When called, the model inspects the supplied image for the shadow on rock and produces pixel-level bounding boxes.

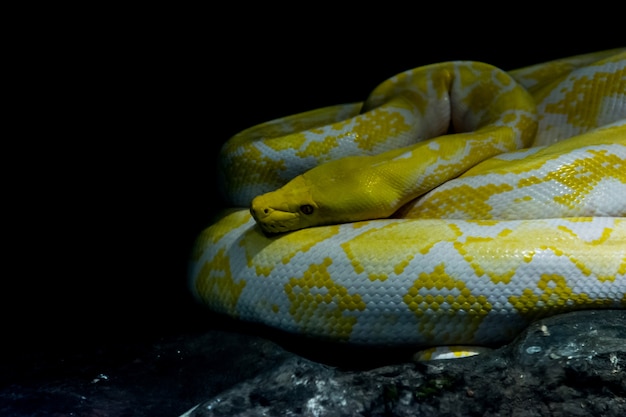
[183,310,626,417]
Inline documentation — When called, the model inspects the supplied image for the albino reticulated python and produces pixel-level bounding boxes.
[190,49,626,358]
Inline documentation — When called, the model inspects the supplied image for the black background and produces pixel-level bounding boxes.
[5,8,622,359]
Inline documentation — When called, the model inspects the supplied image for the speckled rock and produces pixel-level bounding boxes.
[182,310,626,417]
[2,310,624,416]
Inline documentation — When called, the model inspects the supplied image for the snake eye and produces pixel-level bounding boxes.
[300,204,314,215]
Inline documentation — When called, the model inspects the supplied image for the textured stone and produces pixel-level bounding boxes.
[2,310,624,416]
[183,310,626,417]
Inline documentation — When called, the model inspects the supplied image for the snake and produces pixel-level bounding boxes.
[189,49,626,359]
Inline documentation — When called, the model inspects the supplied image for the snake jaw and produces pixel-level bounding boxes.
[250,203,300,234]
[250,176,319,233]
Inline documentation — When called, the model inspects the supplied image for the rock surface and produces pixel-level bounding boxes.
[183,310,626,417]
[2,310,625,416]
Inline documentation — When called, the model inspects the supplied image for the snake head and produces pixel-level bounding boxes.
[250,154,403,233]
[250,176,322,234]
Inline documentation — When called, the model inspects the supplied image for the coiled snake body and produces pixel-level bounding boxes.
[190,49,626,353]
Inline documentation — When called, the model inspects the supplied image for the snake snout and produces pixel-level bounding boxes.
[250,194,302,233]
[250,205,270,222]
[250,196,271,222]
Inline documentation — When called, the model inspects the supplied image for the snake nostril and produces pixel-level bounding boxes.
[250,204,271,220]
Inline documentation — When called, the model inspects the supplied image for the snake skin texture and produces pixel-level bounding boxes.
[189,49,626,351]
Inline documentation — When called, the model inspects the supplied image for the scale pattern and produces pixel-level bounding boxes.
[191,49,626,349]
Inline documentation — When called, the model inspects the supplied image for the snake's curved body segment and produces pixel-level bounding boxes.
[191,49,626,349]
[192,212,626,346]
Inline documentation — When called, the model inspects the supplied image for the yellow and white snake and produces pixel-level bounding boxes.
[190,49,626,357]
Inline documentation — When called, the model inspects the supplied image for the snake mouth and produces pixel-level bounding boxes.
[250,206,299,234]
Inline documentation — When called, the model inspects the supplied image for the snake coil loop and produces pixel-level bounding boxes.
[191,49,626,352]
